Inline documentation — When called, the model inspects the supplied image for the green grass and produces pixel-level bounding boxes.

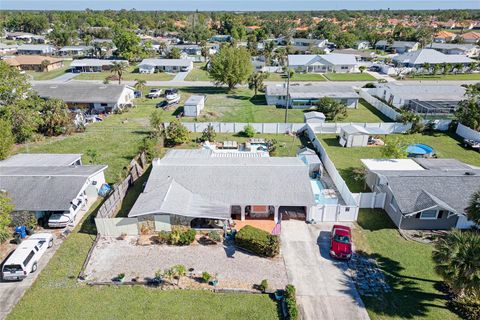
[75,65,175,81]
[317,132,480,192]
[353,209,459,320]
[26,61,72,80]
[267,73,327,81]
[403,73,480,81]
[341,99,394,123]
[185,67,211,81]
[323,73,377,81]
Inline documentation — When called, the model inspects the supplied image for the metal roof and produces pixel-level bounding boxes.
[184,95,204,105]
[139,58,192,67]
[70,59,128,67]
[0,154,81,167]
[288,54,357,66]
[266,84,359,99]
[392,49,474,65]
[382,83,466,101]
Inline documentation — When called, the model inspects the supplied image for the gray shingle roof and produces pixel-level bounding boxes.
[393,49,474,65]
[70,59,128,67]
[266,84,359,99]
[128,149,315,218]
[427,43,477,51]
[288,54,357,66]
[17,44,54,51]
[382,83,466,101]
[59,46,93,52]
[139,58,192,67]
[0,154,81,167]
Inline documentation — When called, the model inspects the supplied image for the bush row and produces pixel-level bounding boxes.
[234,225,279,257]
[157,226,196,246]
[285,284,299,320]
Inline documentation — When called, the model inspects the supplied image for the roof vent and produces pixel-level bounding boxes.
[464,171,476,176]
[49,85,58,89]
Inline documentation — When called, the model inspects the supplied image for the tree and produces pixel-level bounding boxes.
[399,108,423,133]
[315,97,347,121]
[432,230,480,297]
[113,28,142,61]
[468,61,478,72]
[0,119,14,160]
[432,64,440,75]
[422,62,431,75]
[200,40,209,61]
[4,98,43,143]
[274,47,287,67]
[454,63,464,74]
[359,66,367,74]
[41,60,51,72]
[443,63,452,75]
[455,83,480,131]
[248,72,267,96]
[208,46,252,91]
[110,61,128,84]
[466,189,480,225]
[168,47,182,59]
[149,109,165,141]
[134,79,147,94]
[0,192,14,244]
[200,124,216,142]
[166,119,189,145]
[263,41,275,65]
[382,136,410,158]
[0,61,31,106]
[242,124,255,138]
[38,98,71,136]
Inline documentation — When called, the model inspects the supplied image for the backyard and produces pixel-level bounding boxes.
[75,65,175,81]
[353,209,460,320]
[316,132,480,192]
[26,60,72,80]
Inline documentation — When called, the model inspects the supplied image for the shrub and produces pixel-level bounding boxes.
[235,225,280,257]
[242,124,255,138]
[172,264,187,277]
[448,294,480,320]
[259,279,269,292]
[285,284,299,320]
[208,230,222,242]
[169,226,196,246]
[157,230,170,244]
[202,271,211,283]
[0,229,9,244]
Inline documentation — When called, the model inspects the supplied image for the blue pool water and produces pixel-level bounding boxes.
[310,179,338,205]
[407,143,434,156]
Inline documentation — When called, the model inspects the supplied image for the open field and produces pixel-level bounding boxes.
[75,65,175,81]
[316,132,480,192]
[353,209,460,320]
[323,73,377,81]
[403,73,480,81]
[26,60,72,80]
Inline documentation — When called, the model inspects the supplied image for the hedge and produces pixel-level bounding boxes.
[285,284,299,320]
[235,225,279,257]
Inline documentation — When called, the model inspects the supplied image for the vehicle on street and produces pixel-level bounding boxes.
[146,89,162,99]
[1,233,54,281]
[48,196,85,228]
[329,225,352,260]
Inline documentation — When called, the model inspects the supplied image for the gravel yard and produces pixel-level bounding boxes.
[84,236,288,290]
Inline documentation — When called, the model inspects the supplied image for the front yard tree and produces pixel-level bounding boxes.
[208,45,252,91]
[111,61,128,84]
[422,62,431,75]
[455,83,480,131]
[0,119,14,160]
[0,192,14,244]
[359,65,366,74]
[166,119,189,145]
[4,98,43,143]
[248,72,267,96]
[466,189,480,225]
[168,47,182,59]
[0,61,31,106]
[150,109,165,141]
[315,97,347,121]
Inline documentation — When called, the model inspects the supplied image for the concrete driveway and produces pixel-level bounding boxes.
[281,220,369,320]
[172,71,190,81]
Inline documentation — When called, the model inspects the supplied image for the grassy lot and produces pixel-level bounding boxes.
[317,132,480,192]
[341,99,393,123]
[75,65,174,81]
[323,73,377,81]
[26,60,72,80]
[353,209,459,320]
[402,73,480,81]
[267,73,327,81]
[185,67,211,81]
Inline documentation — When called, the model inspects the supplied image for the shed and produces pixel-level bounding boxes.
[183,95,205,117]
[304,111,326,123]
[339,125,389,148]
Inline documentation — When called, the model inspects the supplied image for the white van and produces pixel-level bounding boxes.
[2,233,54,281]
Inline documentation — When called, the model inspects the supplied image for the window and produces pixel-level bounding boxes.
[23,250,35,267]
[389,197,398,212]
[419,210,438,220]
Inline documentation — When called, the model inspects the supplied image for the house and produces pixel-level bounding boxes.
[0,43,18,55]
[426,43,480,57]
[355,40,371,50]
[374,83,466,115]
[16,44,56,55]
[433,31,457,43]
[4,55,64,72]
[460,32,480,44]
[332,48,377,61]
[266,84,359,109]
[0,153,107,223]
[291,38,328,53]
[338,125,389,147]
[5,32,47,44]
[375,41,419,53]
[288,54,358,73]
[304,111,326,123]
[70,59,129,73]
[209,35,233,42]
[361,158,480,230]
[392,49,474,69]
[127,149,316,227]
[32,82,135,113]
[58,46,93,57]
[183,95,205,117]
[138,58,193,73]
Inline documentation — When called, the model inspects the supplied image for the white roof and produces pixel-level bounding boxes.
[70,59,128,67]
[185,95,204,105]
[288,54,357,67]
[393,49,474,65]
[139,58,192,67]
[361,159,425,171]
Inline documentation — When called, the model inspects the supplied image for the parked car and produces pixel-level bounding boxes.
[1,233,54,281]
[156,100,169,109]
[329,225,352,260]
[180,66,190,72]
[146,89,162,99]
[165,88,179,101]
[48,196,86,228]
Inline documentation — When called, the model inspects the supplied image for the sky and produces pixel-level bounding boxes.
[1,1,479,11]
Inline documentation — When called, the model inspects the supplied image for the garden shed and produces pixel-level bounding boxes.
[183,95,205,117]
[339,125,389,148]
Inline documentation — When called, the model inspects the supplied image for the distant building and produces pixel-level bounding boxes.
[4,55,64,72]
[288,54,358,73]
[138,58,193,73]
[17,44,56,55]
[392,49,474,68]
[70,59,128,73]
[58,46,93,57]
[426,43,479,57]
[375,41,419,54]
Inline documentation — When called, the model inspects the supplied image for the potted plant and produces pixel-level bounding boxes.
[115,273,125,283]
[201,271,211,283]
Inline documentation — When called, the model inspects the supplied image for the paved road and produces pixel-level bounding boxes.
[281,220,369,320]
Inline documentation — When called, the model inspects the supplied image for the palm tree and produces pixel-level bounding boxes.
[466,189,480,225]
[432,230,480,297]
[468,61,479,72]
[443,63,452,75]
[274,47,287,67]
[40,59,51,72]
[134,79,147,95]
[422,62,431,75]
[454,63,464,74]
[110,61,128,84]
[359,66,367,74]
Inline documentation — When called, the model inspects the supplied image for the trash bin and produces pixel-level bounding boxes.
[15,226,27,239]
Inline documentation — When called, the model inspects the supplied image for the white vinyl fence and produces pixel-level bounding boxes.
[359,88,401,121]
[95,218,139,236]
[307,121,412,134]
[353,192,386,209]
[456,123,480,141]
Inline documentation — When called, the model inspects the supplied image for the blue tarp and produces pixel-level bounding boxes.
[98,184,111,197]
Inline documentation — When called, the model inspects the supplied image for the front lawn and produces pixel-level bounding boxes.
[26,60,72,80]
[353,209,459,320]
[267,73,327,81]
[402,73,480,81]
[317,132,480,192]
[75,65,174,81]
[185,67,211,81]
[323,73,377,81]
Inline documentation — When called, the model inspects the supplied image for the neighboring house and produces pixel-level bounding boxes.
[5,32,47,44]
[426,43,480,57]
[0,43,18,55]
[0,153,107,223]
[138,58,193,73]
[433,31,457,43]
[460,32,480,44]
[291,38,328,53]
[32,82,135,113]
[338,125,389,147]
[375,41,419,53]
[209,35,233,42]
[333,48,377,61]
[355,40,371,50]
[374,83,466,116]
[4,55,64,72]
[392,49,474,68]
[58,45,93,57]
[304,111,326,123]
[288,54,358,73]
[16,44,56,55]
[361,158,480,230]
[70,59,129,73]
[266,84,360,109]
[183,95,205,117]
[128,149,316,227]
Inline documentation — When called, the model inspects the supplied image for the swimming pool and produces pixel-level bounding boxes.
[310,179,338,205]
[407,143,434,157]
